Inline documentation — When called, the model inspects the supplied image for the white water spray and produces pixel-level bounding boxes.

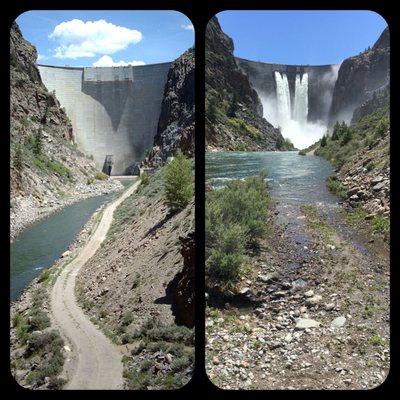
[259,71,326,149]
[274,71,291,124]
[293,73,308,124]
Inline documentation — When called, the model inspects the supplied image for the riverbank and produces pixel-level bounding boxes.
[10,198,107,388]
[206,198,389,389]
[10,178,123,243]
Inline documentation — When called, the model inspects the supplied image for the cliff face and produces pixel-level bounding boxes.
[10,22,120,239]
[329,27,390,124]
[147,49,195,164]
[205,17,290,151]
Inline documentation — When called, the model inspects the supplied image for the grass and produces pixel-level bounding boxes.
[228,118,262,140]
[369,335,385,346]
[326,176,347,199]
[345,206,390,242]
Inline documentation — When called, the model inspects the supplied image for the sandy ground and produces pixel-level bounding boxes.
[51,179,139,389]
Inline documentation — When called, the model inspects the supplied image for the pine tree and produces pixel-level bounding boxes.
[320,135,327,147]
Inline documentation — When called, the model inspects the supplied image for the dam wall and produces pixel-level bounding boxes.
[38,62,171,175]
[235,57,338,123]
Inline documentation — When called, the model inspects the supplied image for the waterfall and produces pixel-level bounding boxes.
[293,73,308,123]
[274,71,291,124]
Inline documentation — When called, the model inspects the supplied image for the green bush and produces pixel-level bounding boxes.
[372,216,390,241]
[95,171,108,180]
[13,144,24,171]
[140,171,150,186]
[164,151,193,211]
[326,176,347,199]
[206,173,270,286]
[374,116,389,138]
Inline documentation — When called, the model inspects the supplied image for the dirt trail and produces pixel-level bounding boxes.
[51,179,140,390]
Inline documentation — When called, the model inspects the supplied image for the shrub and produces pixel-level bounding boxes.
[326,176,347,199]
[206,173,270,286]
[372,216,390,241]
[140,171,150,186]
[164,151,193,211]
[95,171,108,180]
[33,128,43,156]
[122,312,134,327]
[13,144,24,171]
[374,116,389,138]
[38,269,51,283]
[366,162,375,172]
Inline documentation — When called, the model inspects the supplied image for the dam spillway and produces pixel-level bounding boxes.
[38,62,171,175]
[235,57,338,125]
[235,57,340,148]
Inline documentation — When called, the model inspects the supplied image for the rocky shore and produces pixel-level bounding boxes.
[206,201,389,389]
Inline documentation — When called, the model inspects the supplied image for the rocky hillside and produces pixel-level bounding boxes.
[316,98,389,235]
[147,48,195,164]
[76,168,195,389]
[205,17,291,151]
[329,27,389,124]
[10,22,121,240]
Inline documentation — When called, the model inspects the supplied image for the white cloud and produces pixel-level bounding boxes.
[181,24,194,32]
[92,55,145,67]
[49,19,143,59]
[37,54,49,62]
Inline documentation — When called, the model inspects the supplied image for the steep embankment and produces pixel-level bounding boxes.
[310,27,390,238]
[76,169,195,389]
[205,17,291,151]
[10,22,121,240]
[147,48,195,164]
[329,27,389,124]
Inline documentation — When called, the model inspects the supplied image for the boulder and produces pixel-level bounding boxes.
[295,318,320,330]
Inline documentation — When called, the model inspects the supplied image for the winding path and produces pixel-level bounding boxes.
[51,179,140,390]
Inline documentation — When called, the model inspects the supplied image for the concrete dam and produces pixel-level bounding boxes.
[236,58,340,148]
[38,62,171,175]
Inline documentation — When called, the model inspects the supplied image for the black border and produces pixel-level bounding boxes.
[1,0,398,397]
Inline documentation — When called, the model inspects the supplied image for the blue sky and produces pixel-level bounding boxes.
[16,10,194,67]
[217,11,388,65]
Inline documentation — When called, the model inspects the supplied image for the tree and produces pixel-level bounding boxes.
[340,127,353,146]
[331,122,340,140]
[164,151,193,212]
[320,135,327,147]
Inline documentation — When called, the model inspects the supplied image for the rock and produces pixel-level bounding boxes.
[372,182,385,191]
[305,295,322,306]
[240,287,251,295]
[324,303,335,311]
[61,250,71,258]
[295,318,320,330]
[331,316,346,328]
[304,290,314,298]
[371,175,384,184]
[258,272,279,283]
